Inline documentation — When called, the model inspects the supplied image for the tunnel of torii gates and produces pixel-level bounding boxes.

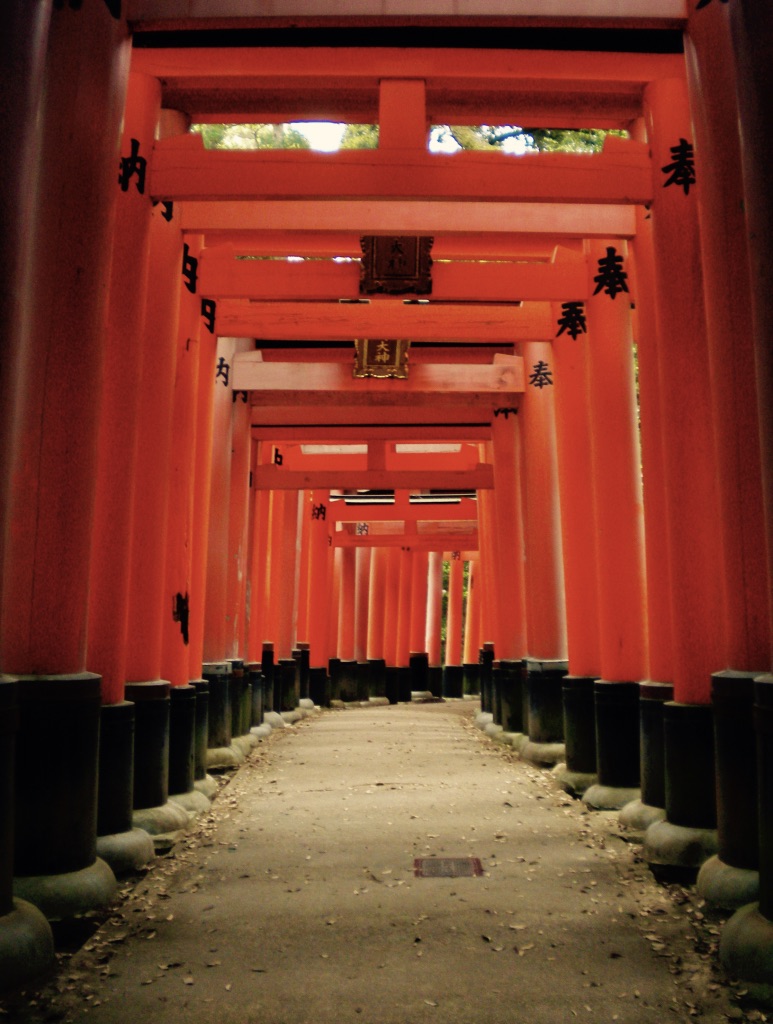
[2,0,773,993]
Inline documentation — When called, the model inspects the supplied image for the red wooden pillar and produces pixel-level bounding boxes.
[426,551,443,667]
[490,403,528,662]
[330,547,343,663]
[726,3,773,670]
[187,319,218,680]
[0,3,55,981]
[1,2,129,916]
[396,548,413,668]
[629,206,674,689]
[354,547,371,665]
[383,548,402,668]
[88,73,160,704]
[686,5,771,915]
[295,492,313,647]
[123,195,181,684]
[463,558,481,694]
[246,450,272,662]
[685,12,770,672]
[476,480,500,659]
[276,489,300,662]
[445,555,464,667]
[337,545,356,663]
[409,550,430,654]
[307,491,331,668]
[550,309,601,680]
[201,338,235,664]
[226,371,252,657]
[518,342,567,662]
[367,548,388,662]
[159,229,204,687]
[642,77,725,869]
[581,239,649,805]
[519,340,568,759]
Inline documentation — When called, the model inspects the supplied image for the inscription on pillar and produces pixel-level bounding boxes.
[181,244,198,293]
[555,301,587,339]
[215,356,230,387]
[201,299,217,334]
[593,247,629,300]
[118,139,146,194]
[661,138,696,195]
[311,502,327,521]
[528,361,553,389]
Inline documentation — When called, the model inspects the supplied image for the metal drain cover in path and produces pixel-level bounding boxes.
[413,857,483,878]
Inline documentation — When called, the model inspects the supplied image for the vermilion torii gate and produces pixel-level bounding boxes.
[2,0,773,993]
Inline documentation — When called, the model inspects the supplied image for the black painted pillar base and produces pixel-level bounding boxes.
[583,681,641,811]
[277,658,299,712]
[720,675,773,991]
[261,643,275,715]
[410,652,430,696]
[462,663,480,697]
[309,667,330,707]
[499,660,525,735]
[385,666,400,705]
[428,666,443,699]
[246,663,264,726]
[368,659,387,699]
[479,644,495,714]
[0,676,55,987]
[96,701,154,876]
[228,659,256,757]
[167,685,210,815]
[356,661,370,702]
[556,676,598,797]
[203,661,232,749]
[491,661,503,724]
[620,682,672,833]
[397,667,412,703]
[328,658,342,703]
[189,679,217,797]
[643,701,718,879]
[12,674,117,919]
[338,660,358,703]
[521,659,568,767]
[442,664,464,698]
[125,681,191,837]
[298,644,311,700]
[698,671,761,908]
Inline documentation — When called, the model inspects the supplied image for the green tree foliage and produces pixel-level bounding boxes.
[191,123,311,150]
[438,125,625,153]
[339,124,380,149]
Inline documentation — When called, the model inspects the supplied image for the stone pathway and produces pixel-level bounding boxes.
[4,702,759,1024]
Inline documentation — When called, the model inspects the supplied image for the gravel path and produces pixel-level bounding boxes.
[5,702,758,1024]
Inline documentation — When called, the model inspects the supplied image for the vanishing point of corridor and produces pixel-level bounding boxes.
[8,702,750,1024]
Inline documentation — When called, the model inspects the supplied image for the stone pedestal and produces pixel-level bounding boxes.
[96,701,154,876]
[462,663,480,697]
[409,651,430,696]
[521,659,567,766]
[644,701,718,878]
[479,644,495,715]
[13,674,117,919]
[368,659,387,699]
[698,671,760,908]
[203,661,232,749]
[442,665,464,699]
[583,681,641,810]
[620,682,673,832]
[558,676,598,796]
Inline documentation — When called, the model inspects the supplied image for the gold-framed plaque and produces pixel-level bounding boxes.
[359,236,433,295]
[353,338,410,379]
